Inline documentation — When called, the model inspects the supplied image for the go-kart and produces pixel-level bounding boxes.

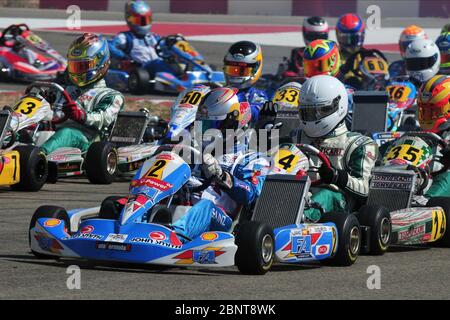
[0,24,66,83]
[385,78,418,132]
[0,110,48,191]
[8,82,169,184]
[368,132,450,247]
[105,34,225,95]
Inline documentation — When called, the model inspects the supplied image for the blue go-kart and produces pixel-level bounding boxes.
[29,140,369,274]
[105,34,225,95]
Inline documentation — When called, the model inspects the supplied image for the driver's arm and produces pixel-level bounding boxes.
[85,92,124,131]
[109,33,129,60]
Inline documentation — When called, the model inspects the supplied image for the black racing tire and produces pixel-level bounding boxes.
[0,61,9,81]
[426,197,450,247]
[29,205,70,259]
[99,195,125,220]
[128,68,150,95]
[11,146,47,192]
[85,142,117,184]
[320,212,361,266]
[357,205,391,255]
[235,221,274,275]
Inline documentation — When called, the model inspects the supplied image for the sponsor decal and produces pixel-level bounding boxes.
[105,233,128,243]
[201,232,218,241]
[72,233,103,240]
[320,147,344,157]
[150,231,167,241]
[34,232,63,254]
[130,237,182,249]
[156,154,174,161]
[44,219,62,227]
[96,242,131,252]
[399,225,425,241]
[173,247,225,265]
[131,177,173,191]
[80,225,94,234]
[316,244,330,255]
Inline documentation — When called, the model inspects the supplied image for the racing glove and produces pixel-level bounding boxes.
[63,101,86,124]
[202,154,233,190]
[318,162,348,190]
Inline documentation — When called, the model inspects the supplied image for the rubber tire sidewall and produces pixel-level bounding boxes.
[129,68,150,95]
[11,146,48,192]
[235,221,274,275]
[85,141,117,185]
[357,205,392,255]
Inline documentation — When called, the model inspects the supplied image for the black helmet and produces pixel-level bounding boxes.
[302,16,329,45]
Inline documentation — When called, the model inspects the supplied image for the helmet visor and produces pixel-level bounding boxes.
[300,96,341,121]
[128,13,152,27]
[337,32,364,47]
[419,104,449,122]
[303,31,328,44]
[405,54,438,71]
[224,62,255,77]
[68,59,96,75]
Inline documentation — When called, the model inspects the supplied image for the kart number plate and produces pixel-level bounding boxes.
[274,149,300,173]
[14,97,43,118]
[96,242,132,252]
[273,88,300,106]
[386,85,412,103]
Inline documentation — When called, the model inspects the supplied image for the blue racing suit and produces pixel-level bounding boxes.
[108,31,174,77]
[389,60,407,78]
[172,151,270,241]
[237,86,268,124]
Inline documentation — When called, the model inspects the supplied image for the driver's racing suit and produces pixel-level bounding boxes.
[424,130,450,198]
[171,151,270,241]
[41,79,124,154]
[108,31,175,77]
[300,123,379,221]
[237,87,268,124]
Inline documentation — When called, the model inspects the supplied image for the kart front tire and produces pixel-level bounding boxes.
[129,68,150,95]
[99,195,125,220]
[235,221,274,275]
[29,205,70,259]
[11,146,48,192]
[426,197,450,247]
[85,142,117,184]
[320,212,361,266]
[357,205,391,255]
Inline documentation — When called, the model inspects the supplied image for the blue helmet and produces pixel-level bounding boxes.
[125,1,153,36]
[336,13,365,54]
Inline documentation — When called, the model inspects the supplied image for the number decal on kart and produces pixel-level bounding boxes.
[174,41,198,57]
[386,85,411,103]
[13,97,42,118]
[362,57,388,74]
[145,160,168,180]
[273,88,300,106]
[430,209,446,242]
[180,90,204,107]
[274,149,299,173]
[385,144,423,166]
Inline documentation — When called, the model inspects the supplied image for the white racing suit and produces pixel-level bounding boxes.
[41,79,124,154]
[301,123,379,221]
[171,151,270,241]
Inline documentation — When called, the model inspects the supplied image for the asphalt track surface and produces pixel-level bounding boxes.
[1,10,450,300]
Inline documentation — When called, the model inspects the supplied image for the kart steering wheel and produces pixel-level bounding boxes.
[0,24,29,46]
[25,81,74,124]
[402,132,450,177]
[295,144,332,187]
[155,34,186,59]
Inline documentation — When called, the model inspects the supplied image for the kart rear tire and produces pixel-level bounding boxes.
[320,213,361,266]
[357,205,391,255]
[129,68,150,95]
[11,146,47,192]
[29,205,70,259]
[426,197,450,247]
[99,195,125,220]
[235,221,274,275]
[85,142,117,185]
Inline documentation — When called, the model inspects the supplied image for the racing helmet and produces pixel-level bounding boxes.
[299,75,348,138]
[223,41,263,89]
[436,32,450,74]
[417,75,450,133]
[67,33,110,87]
[125,0,153,36]
[302,16,329,45]
[196,87,251,135]
[303,39,341,78]
[405,39,441,83]
[336,13,365,54]
[382,135,433,170]
[399,25,428,58]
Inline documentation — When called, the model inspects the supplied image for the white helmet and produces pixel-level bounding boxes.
[405,39,441,83]
[299,75,348,138]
